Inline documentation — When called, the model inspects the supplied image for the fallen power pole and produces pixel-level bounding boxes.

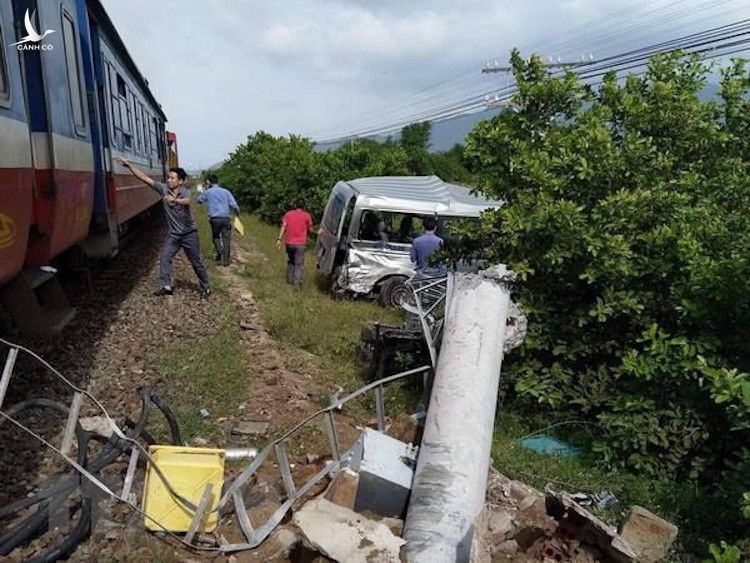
[403,265,524,562]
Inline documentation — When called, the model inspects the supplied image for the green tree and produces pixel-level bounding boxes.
[216,132,328,222]
[215,121,474,224]
[400,122,433,174]
[322,139,410,181]
[429,143,475,184]
[400,121,432,152]
[460,49,750,541]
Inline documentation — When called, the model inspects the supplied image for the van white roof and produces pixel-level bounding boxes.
[342,175,503,217]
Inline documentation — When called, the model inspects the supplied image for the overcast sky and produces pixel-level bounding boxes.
[102,0,749,169]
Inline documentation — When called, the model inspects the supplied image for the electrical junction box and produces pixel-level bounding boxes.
[348,428,417,519]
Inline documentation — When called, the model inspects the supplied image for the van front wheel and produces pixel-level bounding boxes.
[378,276,409,308]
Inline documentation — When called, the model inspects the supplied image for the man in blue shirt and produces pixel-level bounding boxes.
[410,216,446,275]
[197,174,240,266]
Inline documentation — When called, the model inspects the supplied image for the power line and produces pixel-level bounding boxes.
[314,19,750,145]
[315,39,750,144]
[313,1,749,143]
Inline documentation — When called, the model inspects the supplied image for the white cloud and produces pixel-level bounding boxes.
[260,23,305,57]
[100,0,748,168]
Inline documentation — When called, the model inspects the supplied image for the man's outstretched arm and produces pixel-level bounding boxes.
[171,193,191,206]
[116,157,155,188]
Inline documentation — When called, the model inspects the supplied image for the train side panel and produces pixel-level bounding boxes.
[82,0,170,254]
[13,0,96,266]
[0,2,34,285]
[92,20,167,226]
[1,0,173,334]
[72,0,119,257]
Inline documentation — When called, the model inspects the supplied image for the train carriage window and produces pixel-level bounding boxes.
[106,64,120,139]
[61,12,86,133]
[134,98,142,153]
[157,120,166,161]
[150,117,159,158]
[142,108,150,156]
[140,104,146,154]
[109,73,120,130]
[110,72,132,151]
[116,74,126,97]
[120,91,131,135]
[0,24,10,104]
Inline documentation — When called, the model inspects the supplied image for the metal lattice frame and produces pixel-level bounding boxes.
[218,364,432,552]
[402,274,450,368]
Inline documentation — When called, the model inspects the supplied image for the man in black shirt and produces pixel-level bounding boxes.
[116,158,210,299]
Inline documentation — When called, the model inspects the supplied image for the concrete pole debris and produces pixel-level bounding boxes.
[404,265,522,563]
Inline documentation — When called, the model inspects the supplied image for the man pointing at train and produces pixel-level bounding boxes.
[116,157,211,299]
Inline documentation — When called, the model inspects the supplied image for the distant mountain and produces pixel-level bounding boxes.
[316,81,723,154]
[314,108,503,154]
[428,108,503,151]
[186,161,225,176]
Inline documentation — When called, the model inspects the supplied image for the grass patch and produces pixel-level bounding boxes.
[238,214,402,391]
[148,206,245,443]
[491,412,693,527]
[153,306,245,443]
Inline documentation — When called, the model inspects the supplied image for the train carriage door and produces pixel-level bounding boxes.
[15,0,95,264]
[76,9,120,258]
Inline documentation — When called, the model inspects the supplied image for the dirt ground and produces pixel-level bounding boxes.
[0,219,365,562]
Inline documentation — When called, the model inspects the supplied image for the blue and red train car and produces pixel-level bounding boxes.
[0,0,174,333]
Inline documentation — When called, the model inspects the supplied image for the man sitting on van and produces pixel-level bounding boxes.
[411,216,445,275]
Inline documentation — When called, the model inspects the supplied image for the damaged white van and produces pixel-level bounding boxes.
[315,175,503,307]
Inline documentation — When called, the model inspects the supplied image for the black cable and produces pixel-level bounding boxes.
[27,498,92,563]
[0,389,155,558]
[0,387,183,559]
[146,390,183,446]
[0,400,89,556]
[124,417,156,445]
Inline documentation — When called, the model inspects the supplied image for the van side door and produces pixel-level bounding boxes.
[316,184,353,276]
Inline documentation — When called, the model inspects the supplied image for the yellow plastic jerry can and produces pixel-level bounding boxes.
[141,445,225,533]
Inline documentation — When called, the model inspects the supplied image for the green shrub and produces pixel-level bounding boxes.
[458,49,750,542]
[214,126,472,225]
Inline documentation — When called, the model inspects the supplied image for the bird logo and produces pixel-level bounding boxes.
[10,9,55,47]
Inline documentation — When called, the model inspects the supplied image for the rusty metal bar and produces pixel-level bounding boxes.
[323,411,340,462]
[222,461,336,552]
[413,277,447,294]
[0,347,19,411]
[233,489,255,542]
[374,385,386,431]
[60,392,83,456]
[185,483,214,544]
[275,443,296,498]
[121,446,140,502]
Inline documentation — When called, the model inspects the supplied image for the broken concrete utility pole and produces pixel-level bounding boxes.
[404,265,522,563]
